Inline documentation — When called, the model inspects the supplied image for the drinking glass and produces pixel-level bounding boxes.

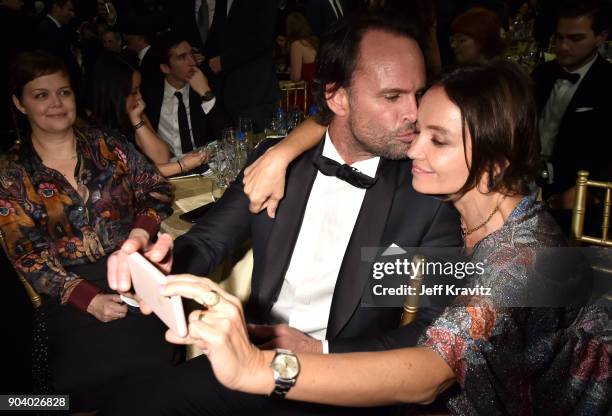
[238,116,254,143]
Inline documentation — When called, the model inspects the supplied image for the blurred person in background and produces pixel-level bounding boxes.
[91,52,209,176]
[450,7,505,65]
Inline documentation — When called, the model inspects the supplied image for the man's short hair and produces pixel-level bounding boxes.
[151,31,190,67]
[312,12,422,125]
[557,0,611,35]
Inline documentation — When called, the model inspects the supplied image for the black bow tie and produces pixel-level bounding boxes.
[555,68,580,84]
[313,155,377,189]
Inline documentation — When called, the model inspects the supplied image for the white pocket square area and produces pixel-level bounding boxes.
[575,107,594,112]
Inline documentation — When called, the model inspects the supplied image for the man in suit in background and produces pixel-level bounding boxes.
[141,32,227,160]
[105,12,460,416]
[34,0,82,96]
[305,0,356,36]
[532,0,611,232]
[203,0,279,133]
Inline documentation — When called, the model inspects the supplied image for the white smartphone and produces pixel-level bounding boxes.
[127,252,188,337]
[104,2,111,15]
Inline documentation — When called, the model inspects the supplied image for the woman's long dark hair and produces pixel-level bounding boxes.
[91,52,136,135]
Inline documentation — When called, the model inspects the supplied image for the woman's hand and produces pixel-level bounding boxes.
[128,97,146,126]
[87,293,128,322]
[243,146,288,218]
[180,150,208,172]
[162,275,273,395]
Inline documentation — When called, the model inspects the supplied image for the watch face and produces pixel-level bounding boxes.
[272,354,300,379]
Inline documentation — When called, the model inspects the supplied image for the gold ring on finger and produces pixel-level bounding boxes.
[201,290,220,307]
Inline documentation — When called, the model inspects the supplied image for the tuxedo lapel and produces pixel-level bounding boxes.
[564,56,604,113]
[327,158,398,338]
[257,138,324,315]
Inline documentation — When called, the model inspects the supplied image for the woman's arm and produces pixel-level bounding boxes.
[161,275,456,406]
[129,102,171,164]
[155,151,208,177]
[243,118,326,216]
[289,41,304,82]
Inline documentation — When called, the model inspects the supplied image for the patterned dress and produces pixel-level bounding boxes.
[421,197,611,415]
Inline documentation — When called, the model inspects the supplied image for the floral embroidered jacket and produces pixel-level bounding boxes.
[0,126,173,311]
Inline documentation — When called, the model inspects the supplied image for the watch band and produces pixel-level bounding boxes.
[270,378,295,399]
[200,90,215,102]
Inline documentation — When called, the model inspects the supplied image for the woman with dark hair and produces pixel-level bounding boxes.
[91,52,208,176]
[449,7,505,65]
[286,12,319,83]
[1,50,182,411]
[159,62,610,414]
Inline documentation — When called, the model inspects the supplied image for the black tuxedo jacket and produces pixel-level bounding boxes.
[173,138,461,353]
[532,55,612,196]
[141,79,228,151]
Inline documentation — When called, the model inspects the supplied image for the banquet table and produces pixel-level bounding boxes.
[162,174,253,303]
[162,174,253,359]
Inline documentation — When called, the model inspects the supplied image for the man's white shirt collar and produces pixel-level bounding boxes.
[323,130,380,179]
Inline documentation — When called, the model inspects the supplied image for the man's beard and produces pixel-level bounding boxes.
[349,116,416,160]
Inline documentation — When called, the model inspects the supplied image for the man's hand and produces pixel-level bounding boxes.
[209,56,222,74]
[87,293,128,322]
[188,67,212,97]
[107,232,174,296]
[248,324,323,353]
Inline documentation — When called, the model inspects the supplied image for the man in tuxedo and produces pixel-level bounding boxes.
[141,32,227,160]
[105,13,460,416]
[33,0,82,96]
[532,0,611,230]
[121,22,161,88]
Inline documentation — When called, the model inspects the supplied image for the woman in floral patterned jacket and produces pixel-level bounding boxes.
[1,51,182,411]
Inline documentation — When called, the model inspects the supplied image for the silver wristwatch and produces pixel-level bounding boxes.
[269,348,300,399]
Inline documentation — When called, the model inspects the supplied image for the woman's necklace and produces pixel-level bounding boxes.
[461,195,507,237]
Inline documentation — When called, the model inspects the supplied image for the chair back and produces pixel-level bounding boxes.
[400,254,426,326]
[279,80,308,115]
[571,170,612,247]
[0,230,41,308]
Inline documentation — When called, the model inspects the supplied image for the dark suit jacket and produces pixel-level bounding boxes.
[142,79,228,152]
[33,16,82,94]
[305,0,356,36]
[532,56,612,196]
[209,0,279,124]
[173,138,462,353]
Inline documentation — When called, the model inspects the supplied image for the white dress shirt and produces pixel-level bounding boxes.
[157,80,216,157]
[538,54,597,159]
[269,131,380,353]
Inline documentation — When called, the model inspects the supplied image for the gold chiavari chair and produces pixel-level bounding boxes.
[0,230,41,308]
[570,170,612,302]
[571,170,612,247]
[400,254,426,326]
[279,80,308,115]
